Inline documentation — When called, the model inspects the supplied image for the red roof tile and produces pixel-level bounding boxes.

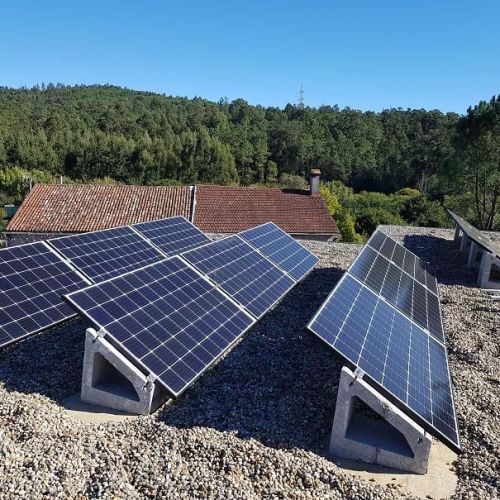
[6,184,193,233]
[194,186,339,236]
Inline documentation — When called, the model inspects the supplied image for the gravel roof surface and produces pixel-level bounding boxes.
[0,226,498,499]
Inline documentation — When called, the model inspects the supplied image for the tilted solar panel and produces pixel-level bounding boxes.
[447,209,500,258]
[64,257,255,396]
[132,217,210,257]
[349,245,444,343]
[239,222,319,281]
[0,242,89,347]
[48,226,164,283]
[366,229,438,295]
[308,273,460,452]
[181,235,295,319]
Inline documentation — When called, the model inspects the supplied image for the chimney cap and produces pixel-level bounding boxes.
[309,168,321,176]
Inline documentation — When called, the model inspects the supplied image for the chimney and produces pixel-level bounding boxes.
[309,168,321,195]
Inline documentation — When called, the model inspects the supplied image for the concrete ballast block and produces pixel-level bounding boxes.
[81,328,170,414]
[330,366,432,474]
[478,252,500,290]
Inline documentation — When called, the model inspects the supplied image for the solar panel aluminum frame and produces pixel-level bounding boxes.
[180,234,297,320]
[238,221,319,282]
[0,241,92,349]
[307,272,461,453]
[46,224,165,283]
[63,256,256,398]
[365,228,439,298]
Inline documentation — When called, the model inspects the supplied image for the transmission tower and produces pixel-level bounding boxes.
[299,84,305,108]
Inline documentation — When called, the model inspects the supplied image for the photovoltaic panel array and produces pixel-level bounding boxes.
[48,226,164,283]
[349,245,444,343]
[181,235,296,319]
[132,217,211,257]
[0,216,215,348]
[308,273,460,452]
[0,242,89,347]
[307,228,460,452]
[65,257,255,396]
[239,222,319,281]
[447,209,500,258]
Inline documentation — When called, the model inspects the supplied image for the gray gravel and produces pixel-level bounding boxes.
[0,226,498,498]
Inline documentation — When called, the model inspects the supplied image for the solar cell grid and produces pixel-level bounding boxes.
[48,226,164,283]
[181,235,295,318]
[132,217,210,257]
[65,257,255,396]
[366,229,438,296]
[0,242,89,347]
[349,245,444,343]
[307,273,460,451]
[239,222,319,281]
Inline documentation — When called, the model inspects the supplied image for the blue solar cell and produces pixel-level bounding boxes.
[366,229,439,296]
[239,222,319,281]
[48,226,164,283]
[181,235,295,318]
[350,245,444,343]
[0,242,89,347]
[64,257,255,396]
[308,273,460,452]
[132,217,210,257]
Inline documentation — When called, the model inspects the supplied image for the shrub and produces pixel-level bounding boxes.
[400,196,450,228]
[320,184,363,242]
[336,207,363,243]
[279,173,309,190]
[354,207,406,235]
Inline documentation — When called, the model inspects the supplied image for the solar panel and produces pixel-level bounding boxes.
[308,273,460,452]
[0,242,89,347]
[48,226,164,283]
[64,257,255,396]
[181,235,296,318]
[366,229,438,295]
[132,217,210,257]
[239,222,319,281]
[349,245,444,343]
[447,209,500,258]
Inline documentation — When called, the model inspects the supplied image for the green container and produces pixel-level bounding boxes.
[4,205,18,218]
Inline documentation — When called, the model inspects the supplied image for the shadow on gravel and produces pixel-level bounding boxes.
[158,265,348,456]
[0,317,89,402]
[402,234,477,287]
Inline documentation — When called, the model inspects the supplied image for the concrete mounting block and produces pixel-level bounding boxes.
[81,328,169,415]
[330,366,432,475]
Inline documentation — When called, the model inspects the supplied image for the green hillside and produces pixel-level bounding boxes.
[0,84,498,231]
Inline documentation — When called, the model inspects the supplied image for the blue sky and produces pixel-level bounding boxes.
[1,0,498,113]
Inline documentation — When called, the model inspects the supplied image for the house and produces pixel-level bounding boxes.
[5,170,339,245]
[194,185,337,239]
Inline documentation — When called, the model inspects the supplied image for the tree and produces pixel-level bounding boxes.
[442,96,499,229]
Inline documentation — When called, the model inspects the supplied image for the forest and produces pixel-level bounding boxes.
[0,84,498,239]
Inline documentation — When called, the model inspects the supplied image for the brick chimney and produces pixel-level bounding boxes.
[309,168,321,195]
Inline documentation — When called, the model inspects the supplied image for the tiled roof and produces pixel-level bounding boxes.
[6,184,193,233]
[194,186,339,236]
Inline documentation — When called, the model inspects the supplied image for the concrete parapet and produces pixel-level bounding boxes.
[81,328,169,415]
[330,366,432,475]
